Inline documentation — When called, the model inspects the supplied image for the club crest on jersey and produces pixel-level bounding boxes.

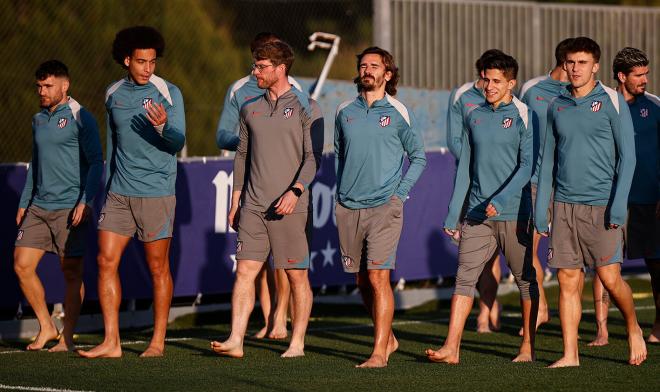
[98,213,105,223]
[142,98,153,109]
[236,241,243,253]
[379,115,391,127]
[57,118,68,129]
[640,108,649,118]
[16,230,24,241]
[502,117,513,129]
[342,255,353,268]
[283,107,294,119]
[591,101,602,112]
[547,248,554,261]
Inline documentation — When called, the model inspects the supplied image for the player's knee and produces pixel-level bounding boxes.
[96,252,118,273]
[597,272,620,292]
[367,269,390,287]
[61,262,83,282]
[13,259,33,278]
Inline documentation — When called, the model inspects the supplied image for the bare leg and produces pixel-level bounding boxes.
[425,294,474,364]
[477,254,500,333]
[595,264,646,365]
[548,268,582,368]
[354,269,394,368]
[588,274,610,347]
[268,268,290,339]
[512,298,537,362]
[13,247,59,350]
[356,271,399,362]
[210,259,263,358]
[520,232,549,336]
[252,264,272,338]
[281,269,312,358]
[140,238,173,357]
[645,259,660,343]
[49,257,84,352]
[78,231,131,358]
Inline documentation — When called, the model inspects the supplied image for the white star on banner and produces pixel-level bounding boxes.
[309,251,318,273]
[229,254,237,273]
[321,240,336,268]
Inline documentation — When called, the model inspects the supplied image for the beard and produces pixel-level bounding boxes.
[40,92,64,109]
[359,75,380,91]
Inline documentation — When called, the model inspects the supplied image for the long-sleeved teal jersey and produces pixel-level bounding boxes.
[444,97,534,229]
[334,94,427,209]
[105,75,186,197]
[628,91,660,204]
[19,97,103,210]
[216,75,304,151]
[446,81,483,158]
[520,73,569,184]
[535,81,636,233]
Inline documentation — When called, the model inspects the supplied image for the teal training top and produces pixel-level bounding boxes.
[105,75,186,197]
[446,81,483,158]
[216,75,304,151]
[444,97,534,229]
[19,97,103,210]
[535,81,636,232]
[520,74,570,185]
[335,94,427,209]
[628,91,660,204]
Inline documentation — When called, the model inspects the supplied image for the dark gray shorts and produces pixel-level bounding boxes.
[335,197,404,273]
[548,202,624,269]
[15,205,87,258]
[98,192,175,242]
[236,208,311,269]
[455,219,536,299]
[626,204,660,259]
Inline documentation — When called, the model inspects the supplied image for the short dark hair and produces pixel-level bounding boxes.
[554,38,575,66]
[565,36,601,63]
[250,32,281,53]
[481,53,518,80]
[35,60,69,80]
[475,49,505,74]
[613,47,649,81]
[354,46,400,96]
[253,41,295,75]
[112,26,165,67]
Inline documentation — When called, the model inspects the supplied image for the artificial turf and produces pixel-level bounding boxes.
[0,277,658,392]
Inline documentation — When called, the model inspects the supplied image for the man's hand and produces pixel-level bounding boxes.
[539,231,549,238]
[275,191,299,215]
[71,203,90,227]
[16,208,25,226]
[443,228,461,242]
[228,204,240,232]
[145,102,168,127]
[485,203,498,218]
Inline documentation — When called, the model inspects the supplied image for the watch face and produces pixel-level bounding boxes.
[291,187,302,197]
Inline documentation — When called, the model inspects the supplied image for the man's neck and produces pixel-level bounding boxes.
[571,79,597,99]
[491,94,512,109]
[549,66,569,83]
[617,84,638,104]
[268,77,292,101]
[361,88,386,108]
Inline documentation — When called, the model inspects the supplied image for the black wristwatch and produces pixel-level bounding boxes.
[289,187,303,197]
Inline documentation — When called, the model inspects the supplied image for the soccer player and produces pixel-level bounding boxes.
[535,37,647,367]
[427,52,539,364]
[216,32,306,340]
[210,41,323,358]
[78,26,186,358]
[14,60,102,352]
[335,47,426,368]
[518,38,575,336]
[590,47,660,345]
[447,49,506,333]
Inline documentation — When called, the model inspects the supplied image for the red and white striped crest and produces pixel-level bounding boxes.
[640,108,649,118]
[57,118,68,129]
[283,107,293,119]
[591,101,602,112]
[502,117,513,129]
[379,115,391,127]
[142,97,153,109]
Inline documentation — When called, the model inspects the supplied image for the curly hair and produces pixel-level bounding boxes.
[112,26,165,67]
[613,47,649,81]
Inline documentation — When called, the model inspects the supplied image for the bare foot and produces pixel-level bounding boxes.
[547,356,579,368]
[512,352,534,362]
[425,347,459,364]
[489,302,502,331]
[26,324,59,351]
[281,346,305,358]
[210,340,243,358]
[647,325,660,343]
[253,326,268,339]
[386,334,399,361]
[628,327,647,366]
[77,341,122,358]
[48,339,75,353]
[267,326,288,340]
[356,354,387,368]
[139,345,164,358]
[587,335,609,347]
[476,315,492,334]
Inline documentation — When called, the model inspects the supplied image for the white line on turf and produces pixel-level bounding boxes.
[0,384,93,392]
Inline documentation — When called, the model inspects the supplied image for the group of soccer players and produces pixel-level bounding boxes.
[12,24,658,369]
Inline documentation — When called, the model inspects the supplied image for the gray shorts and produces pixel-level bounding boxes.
[98,192,175,242]
[626,204,660,260]
[236,208,311,269]
[15,205,87,258]
[548,202,624,269]
[455,219,537,299]
[335,197,404,273]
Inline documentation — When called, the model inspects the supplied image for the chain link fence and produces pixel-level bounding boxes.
[0,0,372,162]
